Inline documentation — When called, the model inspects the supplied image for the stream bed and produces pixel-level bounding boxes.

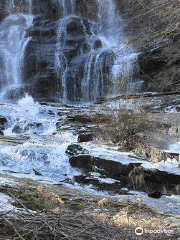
[0,94,180,216]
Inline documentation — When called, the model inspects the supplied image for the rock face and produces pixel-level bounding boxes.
[24,2,116,102]
[1,0,178,100]
[0,0,139,102]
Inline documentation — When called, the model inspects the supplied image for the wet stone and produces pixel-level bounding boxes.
[0,116,7,130]
[77,132,93,142]
[128,166,180,196]
[67,144,141,179]
[66,144,89,156]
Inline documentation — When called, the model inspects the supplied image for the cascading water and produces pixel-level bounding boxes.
[54,0,139,102]
[97,0,119,42]
[0,93,78,181]
[57,0,76,17]
[0,0,140,102]
[0,8,33,99]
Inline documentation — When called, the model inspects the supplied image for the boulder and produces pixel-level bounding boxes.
[128,166,180,195]
[148,191,162,199]
[77,132,93,142]
[0,116,7,130]
[0,130,4,135]
[12,125,22,134]
[67,144,141,179]
[0,116,7,125]
[66,144,89,156]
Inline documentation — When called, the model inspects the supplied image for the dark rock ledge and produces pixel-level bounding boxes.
[66,144,180,197]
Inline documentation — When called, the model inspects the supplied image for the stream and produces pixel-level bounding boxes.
[0,94,180,216]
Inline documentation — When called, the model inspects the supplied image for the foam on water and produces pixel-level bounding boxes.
[0,94,79,181]
[0,14,33,100]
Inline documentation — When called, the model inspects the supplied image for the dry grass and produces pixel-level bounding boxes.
[122,0,180,46]
[0,197,175,240]
[95,108,154,149]
[0,178,178,240]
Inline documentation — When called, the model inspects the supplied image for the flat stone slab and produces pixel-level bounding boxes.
[0,135,29,145]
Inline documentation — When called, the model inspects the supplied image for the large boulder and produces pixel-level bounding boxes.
[0,116,7,131]
[129,166,180,196]
[66,144,141,179]
[77,132,93,142]
[66,144,89,156]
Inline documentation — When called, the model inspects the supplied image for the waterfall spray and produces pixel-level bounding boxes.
[0,14,33,99]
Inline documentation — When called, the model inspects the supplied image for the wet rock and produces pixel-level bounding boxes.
[67,144,141,179]
[77,132,93,142]
[47,110,55,115]
[66,17,91,36]
[12,125,22,134]
[0,116,7,125]
[95,97,107,104]
[33,169,43,176]
[74,174,126,194]
[148,191,162,199]
[0,130,4,135]
[129,166,180,195]
[67,115,91,123]
[66,144,89,156]
[25,122,43,131]
[12,122,43,133]
[56,121,62,129]
[0,116,7,130]
[94,39,102,49]
[74,175,99,185]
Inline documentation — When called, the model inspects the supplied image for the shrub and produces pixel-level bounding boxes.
[96,108,152,149]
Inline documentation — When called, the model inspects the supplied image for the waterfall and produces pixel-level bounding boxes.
[96,0,139,97]
[26,0,33,13]
[78,0,138,102]
[54,0,76,102]
[0,0,139,102]
[97,0,118,43]
[57,0,76,17]
[0,14,33,99]
[55,18,69,102]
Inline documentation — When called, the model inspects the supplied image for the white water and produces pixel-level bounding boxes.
[58,0,76,16]
[97,0,119,43]
[0,94,78,181]
[0,14,33,99]
[54,0,139,102]
[55,19,69,102]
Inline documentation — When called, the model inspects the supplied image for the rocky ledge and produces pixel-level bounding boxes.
[0,173,179,239]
